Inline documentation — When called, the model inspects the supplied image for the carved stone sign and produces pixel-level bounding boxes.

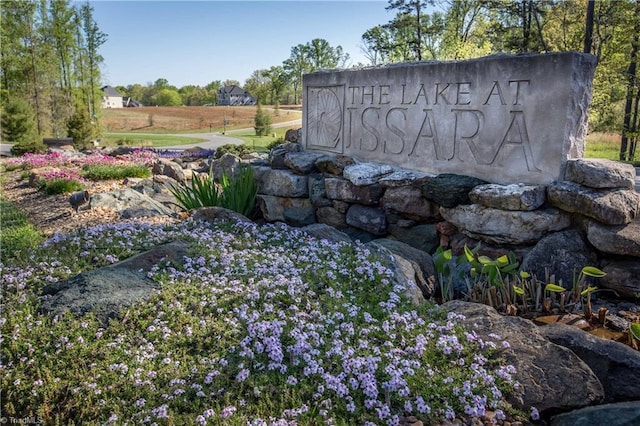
[303,52,597,185]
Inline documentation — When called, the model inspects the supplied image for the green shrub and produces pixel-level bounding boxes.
[266,138,285,151]
[169,164,257,217]
[82,164,151,180]
[0,199,43,258]
[39,178,85,195]
[214,143,253,159]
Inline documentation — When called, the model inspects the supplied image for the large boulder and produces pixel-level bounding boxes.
[283,151,324,174]
[540,323,640,403]
[548,181,640,225]
[343,163,395,186]
[382,186,440,220]
[419,174,488,208]
[314,155,355,175]
[600,259,640,299]
[346,205,388,235]
[368,238,436,298]
[440,204,571,245]
[521,229,599,289]
[90,188,174,217]
[254,167,309,198]
[550,401,640,426]
[40,241,191,323]
[300,223,352,244]
[153,158,186,183]
[324,178,384,205]
[469,183,546,211]
[586,218,640,257]
[256,194,311,222]
[442,301,604,417]
[564,158,636,190]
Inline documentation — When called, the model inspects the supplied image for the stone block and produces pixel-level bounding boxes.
[469,183,546,211]
[254,166,309,198]
[324,177,384,205]
[548,181,640,225]
[256,194,311,222]
[303,52,597,185]
[565,158,636,189]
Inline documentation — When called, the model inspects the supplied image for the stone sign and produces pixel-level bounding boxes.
[303,52,597,185]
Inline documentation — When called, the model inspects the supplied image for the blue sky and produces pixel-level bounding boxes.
[86,0,393,88]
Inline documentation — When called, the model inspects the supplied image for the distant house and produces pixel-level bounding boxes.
[101,85,123,108]
[217,85,257,106]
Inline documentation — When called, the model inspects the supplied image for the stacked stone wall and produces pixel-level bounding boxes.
[253,134,640,299]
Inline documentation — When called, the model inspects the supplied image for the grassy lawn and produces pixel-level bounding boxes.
[101,133,207,147]
[230,127,291,152]
[585,132,639,166]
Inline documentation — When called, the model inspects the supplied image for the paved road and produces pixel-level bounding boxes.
[0,119,302,156]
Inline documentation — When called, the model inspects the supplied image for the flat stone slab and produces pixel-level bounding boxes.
[440,204,571,245]
[303,52,597,184]
[565,158,636,189]
[469,183,546,211]
[40,241,191,323]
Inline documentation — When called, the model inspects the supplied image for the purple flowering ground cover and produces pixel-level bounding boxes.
[1,219,524,425]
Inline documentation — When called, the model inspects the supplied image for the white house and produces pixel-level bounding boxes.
[101,85,123,108]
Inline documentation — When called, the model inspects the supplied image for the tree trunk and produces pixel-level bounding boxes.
[584,0,595,53]
[621,0,640,161]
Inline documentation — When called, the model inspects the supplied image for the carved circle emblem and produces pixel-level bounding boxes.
[312,88,342,147]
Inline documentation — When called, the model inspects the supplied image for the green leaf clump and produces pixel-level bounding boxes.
[169,164,257,218]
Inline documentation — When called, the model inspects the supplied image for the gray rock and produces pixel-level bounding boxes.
[90,188,174,217]
[308,174,332,207]
[316,206,347,229]
[283,206,317,227]
[256,195,311,222]
[541,323,640,403]
[548,180,640,225]
[210,153,242,180]
[324,178,384,205]
[600,259,640,299]
[366,242,427,306]
[550,401,640,426]
[153,158,186,183]
[40,241,191,323]
[346,205,388,235]
[440,204,571,245]
[469,183,546,211]
[314,155,355,175]
[521,229,599,289]
[270,142,302,169]
[368,238,436,298]
[378,170,423,187]
[254,167,309,198]
[565,158,636,189]
[343,163,395,186]
[300,223,352,244]
[387,223,439,254]
[587,219,640,257]
[284,151,324,174]
[442,300,604,416]
[284,128,301,143]
[120,207,162,219]
[191,206,252,224]
[382,186,440,220]
[420,174,488,208]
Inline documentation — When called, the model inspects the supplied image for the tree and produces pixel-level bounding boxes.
[305,38,349,71]
[621,0,640,161]
[262,66,290,106]
[254,103,272,136]
[2,98,44,155]
[283,44,309,104]
[386,0,434,60]
[66,107,95,150]
[152,88,182,106]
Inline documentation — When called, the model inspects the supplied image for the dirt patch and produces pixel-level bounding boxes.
[1,168,178,238]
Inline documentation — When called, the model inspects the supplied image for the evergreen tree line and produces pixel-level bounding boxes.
[1,0,106,153]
